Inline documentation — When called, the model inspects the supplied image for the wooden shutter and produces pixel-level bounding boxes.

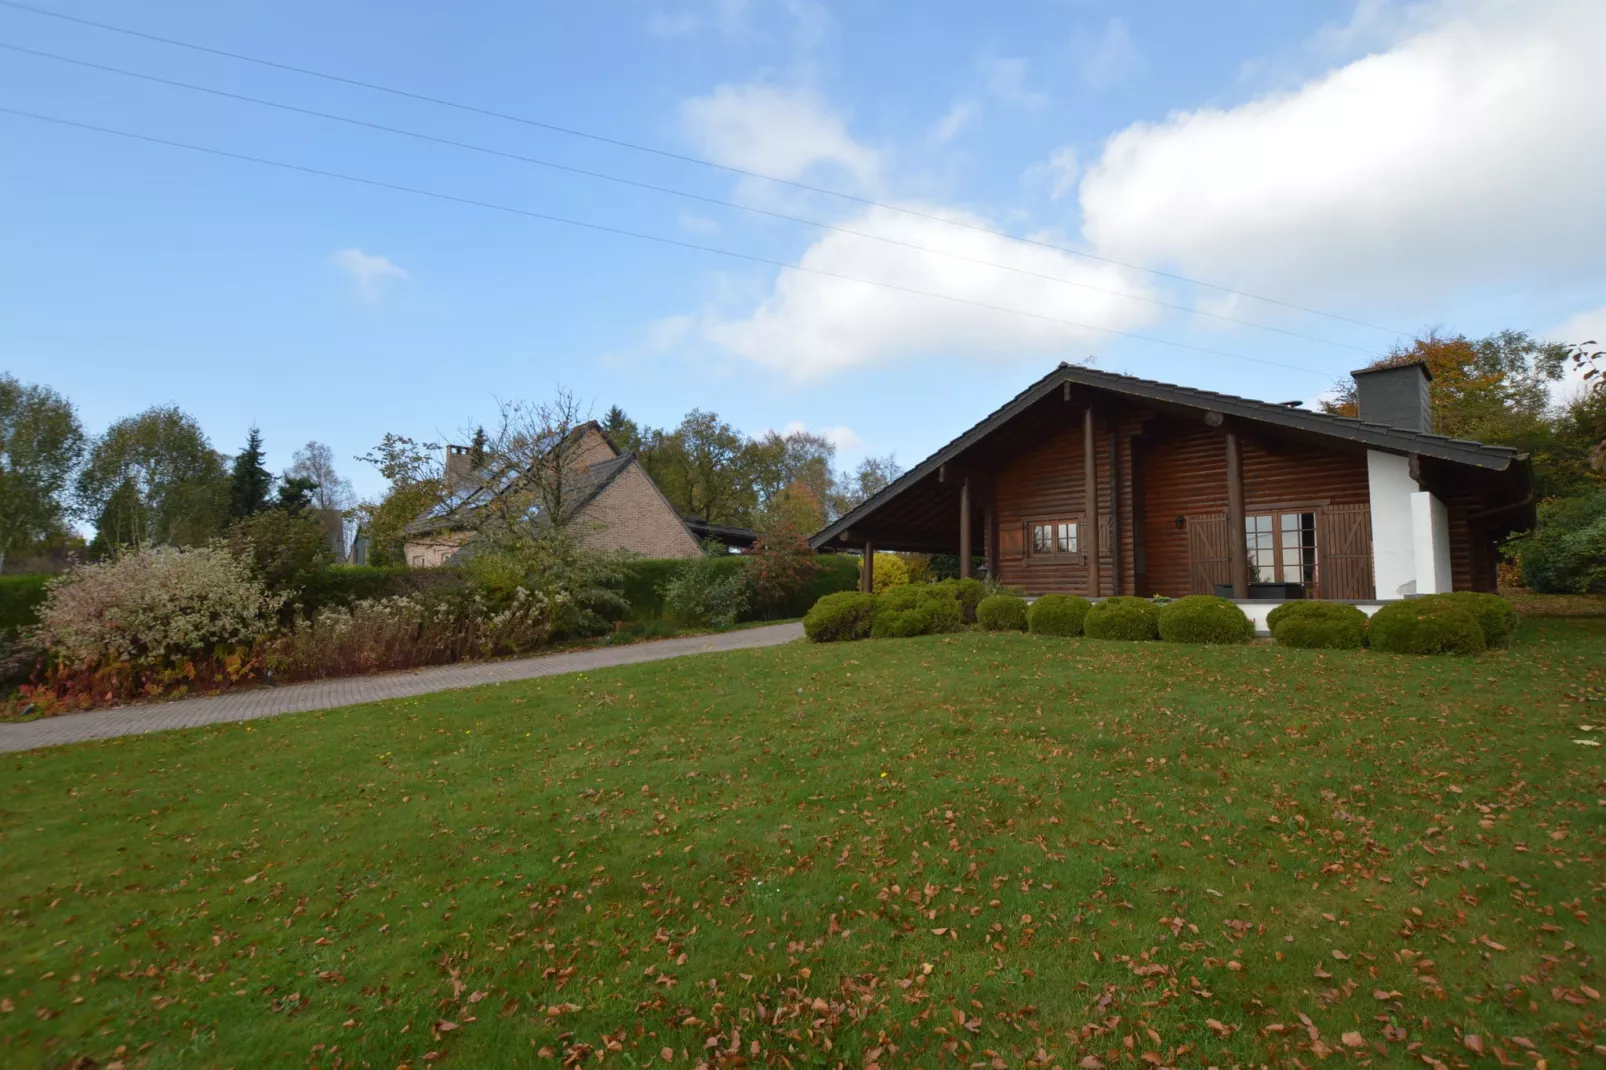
[1097,515,1113,557]
[1186,512,1230,594]
[999,521,1025,560]
[1317,503,1373,599]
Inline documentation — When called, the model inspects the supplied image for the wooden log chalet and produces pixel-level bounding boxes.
[811,362,1533,602]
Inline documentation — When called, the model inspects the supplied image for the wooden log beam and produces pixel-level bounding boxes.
[1084,407,1101,598]
[958,478,973,579]
[860,539,875,594]
[1226,431,1248,598]
[984,502,996,579]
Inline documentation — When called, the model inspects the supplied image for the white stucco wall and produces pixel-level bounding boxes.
[1366,451,1418,599]
[1410,491,1453,595]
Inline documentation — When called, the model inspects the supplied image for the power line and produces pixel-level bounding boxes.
[0,41,1385,358]
[0,105,1337,378]
[0,0,1405,337]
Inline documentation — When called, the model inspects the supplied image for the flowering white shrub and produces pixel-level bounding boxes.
[268,587,555,680]
[36,545,284,667]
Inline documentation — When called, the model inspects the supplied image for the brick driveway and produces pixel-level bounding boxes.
[0,622,803,754]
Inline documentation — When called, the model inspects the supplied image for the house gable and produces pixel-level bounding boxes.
[572,459,702,558]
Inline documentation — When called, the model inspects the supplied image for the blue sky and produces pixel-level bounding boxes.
[3,0,1603,502]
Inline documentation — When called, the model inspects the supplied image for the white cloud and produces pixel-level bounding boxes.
[689,204,1161,378]
[1543,304,1606,403]
[980,56,1049,110]
[680,84,878,188]
[330,248,408,299]
[927,100,979,146]
[1074,17,1144,90]
[678,211,722,235]
[780,420,864,451]
[1079,0,1606,306]
[1023,145,1080,200]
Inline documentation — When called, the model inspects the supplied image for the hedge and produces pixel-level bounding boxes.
[803,591,875,642]
[1157,595,1253,645]
[292,565,468,614]
[1268,601,1369,650]
[976,594,1028,632]
[1367,600,1485,655]
[1028,594,1091,637]
[618,553,859,623]
[1083,596,1160,641]
[0,574,50,635]
[1419,592,1517,649]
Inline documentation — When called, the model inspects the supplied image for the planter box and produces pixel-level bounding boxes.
[1213,583,1307,600]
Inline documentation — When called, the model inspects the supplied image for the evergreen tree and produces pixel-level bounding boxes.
[277,474,319,514]
[228,426,274,519]
[602,406,642,453]
[467,426,488,469]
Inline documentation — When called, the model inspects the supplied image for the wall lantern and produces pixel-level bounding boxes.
[1174,515,1187,530]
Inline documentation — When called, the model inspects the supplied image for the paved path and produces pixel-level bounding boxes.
[0,623,803,754]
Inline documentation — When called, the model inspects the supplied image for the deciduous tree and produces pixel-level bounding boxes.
[0,375,85,573]
[78,406,228,553]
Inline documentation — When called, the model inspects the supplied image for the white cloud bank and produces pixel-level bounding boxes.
[680,84,878,188]
[331,248,408,298]
[1079,0,1606,305]
[692,204,1160,378]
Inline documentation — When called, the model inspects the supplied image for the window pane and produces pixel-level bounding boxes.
[1057,522,1078,553]
[1032,525,1050,553]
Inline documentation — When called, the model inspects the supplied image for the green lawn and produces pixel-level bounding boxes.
[2,620,1603,1068]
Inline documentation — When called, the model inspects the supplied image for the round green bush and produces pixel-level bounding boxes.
[1083,596,1160,641]
[1367,600,1485,655]
[870,585,963,639]
[976,594,1029,632]
[1267,601,1369,650]
[1419,592,1517,649]
[1157,595,1253,645]
[803,591,876,642]
[1027,594,1091,637]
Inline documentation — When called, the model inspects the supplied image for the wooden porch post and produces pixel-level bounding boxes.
[1225,431,1248,598]
[1084,407,1101,597]
[958,478,973,579]
[983,502,996,579]
[860,540,875,594]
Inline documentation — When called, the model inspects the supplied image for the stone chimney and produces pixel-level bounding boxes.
[444,444,474,490]
[1352,361,1432,433]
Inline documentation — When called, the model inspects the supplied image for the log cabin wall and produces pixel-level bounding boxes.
[1141,420,1370,597]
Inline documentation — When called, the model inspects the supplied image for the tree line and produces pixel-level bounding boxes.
[0,375,355,572]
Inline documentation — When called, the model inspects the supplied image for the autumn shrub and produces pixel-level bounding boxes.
[1157,595,1253,645]
[35,545,283,669]
[1367,600,1485,656]
[803,591,875,642]
[268,589,553,681]
[976,594,1028,632]
[1503,490,1606,594]
[1083,596,1160,641]
[222,508,332,596]
[1269,602,1369,650]
[870,584,962,639]
[660,555,750,629]
[1419,592,1517,649]
[746,524,824,618]
[1028,594,1091,637]
[866,552,910,594]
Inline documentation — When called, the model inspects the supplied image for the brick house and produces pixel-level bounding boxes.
[402,423,702,566]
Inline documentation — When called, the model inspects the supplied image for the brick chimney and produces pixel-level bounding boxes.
[1352,361,1432,433]
[444,444,473,490]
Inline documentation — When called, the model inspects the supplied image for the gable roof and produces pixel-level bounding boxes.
[811,361,1527,550]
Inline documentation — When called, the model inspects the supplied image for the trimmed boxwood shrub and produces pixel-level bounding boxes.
[1268,601,1369,650]
[803,591,876,642]
[1419,592,1517,649]
[871,584,963,639]
[1157,595,1253,645]
[1368,599,1485,655]
[1028,594,1091,637]
[1083,596,1160,641]
[976,594,1028,632]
